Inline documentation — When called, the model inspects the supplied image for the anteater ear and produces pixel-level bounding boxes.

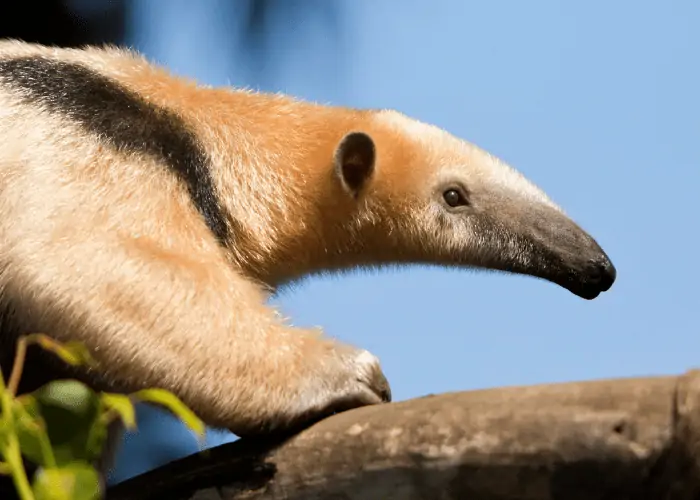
[334,131,376,197]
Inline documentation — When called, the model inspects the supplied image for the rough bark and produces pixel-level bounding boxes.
[106,370,700,500]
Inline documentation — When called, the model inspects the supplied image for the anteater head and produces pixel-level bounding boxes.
[323,110,615,300]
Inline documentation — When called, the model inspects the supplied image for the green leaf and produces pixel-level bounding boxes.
[13,396,54,467]
[83,419,108,464]
[28,381,105,465]
[29,335,96,368]
[132,389,205,439]
[33,380,95,414]
[33,463,101,500]
[100,394,136,430]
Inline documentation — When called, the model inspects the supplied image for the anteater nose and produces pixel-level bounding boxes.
[597,256,616,291]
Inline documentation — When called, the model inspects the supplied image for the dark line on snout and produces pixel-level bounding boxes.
[0,56,230,245]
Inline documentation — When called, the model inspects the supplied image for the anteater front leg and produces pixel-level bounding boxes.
[3,232,391,438]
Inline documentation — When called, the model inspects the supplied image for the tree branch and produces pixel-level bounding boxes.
[106,369,700,499]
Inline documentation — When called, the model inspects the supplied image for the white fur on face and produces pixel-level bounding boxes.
[374,109,563,213]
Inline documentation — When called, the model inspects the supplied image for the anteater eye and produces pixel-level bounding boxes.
[443,188,467,208]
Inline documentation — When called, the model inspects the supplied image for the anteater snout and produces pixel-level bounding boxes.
[562,249,616,300]
[594,255,616,292]
[471,206,617,300]
[529,210,617,300]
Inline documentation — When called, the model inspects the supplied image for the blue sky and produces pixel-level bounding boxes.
[109,0,699,483]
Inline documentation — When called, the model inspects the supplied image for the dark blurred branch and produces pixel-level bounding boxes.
[241,0,340,47]
[0,0,342,83]
[0,0,125,47]
[239,0,341,77]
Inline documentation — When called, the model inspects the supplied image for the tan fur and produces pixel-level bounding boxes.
[0,39,615,447]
